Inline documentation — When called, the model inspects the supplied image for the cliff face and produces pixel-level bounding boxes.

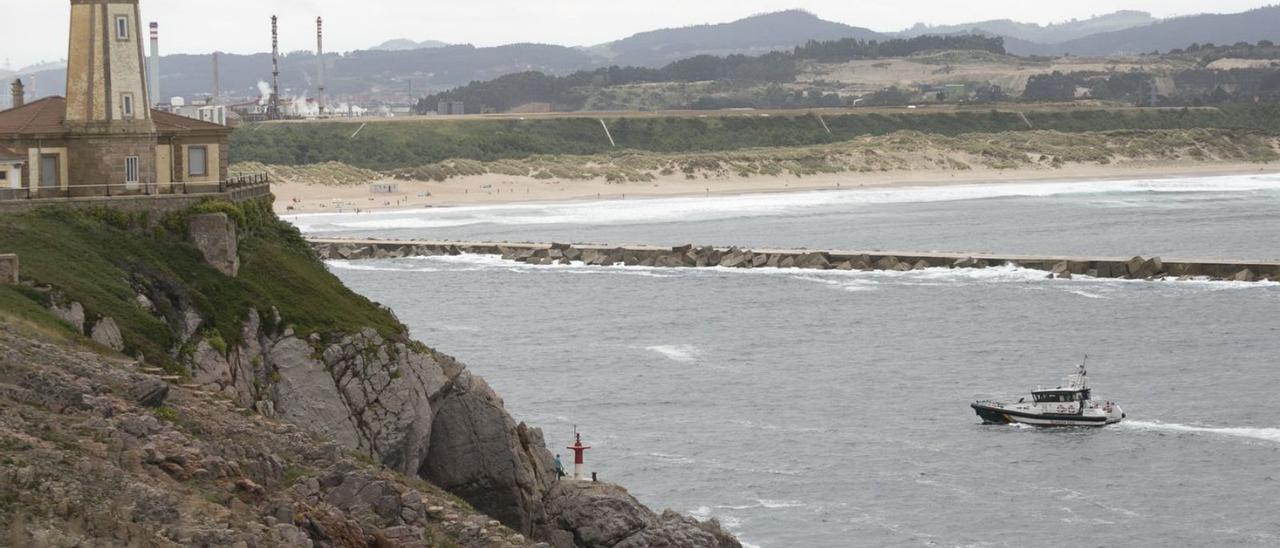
[0,202,739,547]
[0,323,538,548]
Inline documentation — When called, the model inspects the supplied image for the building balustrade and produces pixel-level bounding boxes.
[0,172,269,201]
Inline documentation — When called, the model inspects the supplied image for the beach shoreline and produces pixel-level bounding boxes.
[270,161,1280,214]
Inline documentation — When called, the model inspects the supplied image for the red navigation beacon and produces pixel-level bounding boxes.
[567,430,591,480]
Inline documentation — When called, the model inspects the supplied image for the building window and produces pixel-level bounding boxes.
[39,154,60,188]
[121,93,134,119]
[125,156,139,186]
[188,146,208,177]
[116,16,130,40]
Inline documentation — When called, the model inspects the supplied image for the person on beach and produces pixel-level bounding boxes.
[555,454,566,480]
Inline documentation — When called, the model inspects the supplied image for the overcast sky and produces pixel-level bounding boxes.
[0,0,1271,69]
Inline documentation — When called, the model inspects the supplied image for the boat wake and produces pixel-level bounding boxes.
[1124,420,1280,443]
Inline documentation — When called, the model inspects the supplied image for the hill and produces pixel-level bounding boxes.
[593,10,884,67]
[11,7,1280,105]
[15,44,600,103]
[1013,6,1280,56]
[900,11,1156,45]
[371,38,451,51]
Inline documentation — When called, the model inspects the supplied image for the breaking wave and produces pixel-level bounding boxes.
[717,499,806,510]
[287,174,1280,233]
[328,255,1278,293]
[1124,421,1280,443]
[645,344,700,364]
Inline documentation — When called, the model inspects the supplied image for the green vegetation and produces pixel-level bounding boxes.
[0,285,79,339]
[150,406,180,423]
[232,104,1280,170]
[0,198,407,369]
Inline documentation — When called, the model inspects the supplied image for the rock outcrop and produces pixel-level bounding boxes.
[0,325,538,547]
[187,212,240,276]
[424,370,557,538]
[548,482,741,548]
[90,317,125,352]
[115,279,706,545]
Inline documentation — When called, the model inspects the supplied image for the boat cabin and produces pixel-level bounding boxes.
[1032,389,1091,403]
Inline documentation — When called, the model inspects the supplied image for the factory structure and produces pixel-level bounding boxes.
[138,13,369,124]
[4,5,384,131]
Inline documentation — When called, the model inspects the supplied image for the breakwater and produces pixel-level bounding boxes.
[308,238,1279,282]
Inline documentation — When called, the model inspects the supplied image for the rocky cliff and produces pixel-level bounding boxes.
[0,201,739,547]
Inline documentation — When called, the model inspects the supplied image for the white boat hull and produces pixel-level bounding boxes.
[972,402,1124,427]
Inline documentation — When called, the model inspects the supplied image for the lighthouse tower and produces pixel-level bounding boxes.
[567,431,592,481]
[63,0,157,190]
[65,0,154,130]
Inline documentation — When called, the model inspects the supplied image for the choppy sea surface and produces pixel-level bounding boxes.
[294,175,1280,547]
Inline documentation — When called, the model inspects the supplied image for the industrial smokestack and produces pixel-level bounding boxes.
[212,52,221,105]
[270,15,281,120]
[149,23,159,107]
[316,16,325,117]
[10,79,23,109]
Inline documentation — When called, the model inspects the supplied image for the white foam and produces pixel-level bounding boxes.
[324,260,441,273]
[648,452,696,464]
[645,344,700,364]
[332,254,1279,291]
[1065,289,1109,299]
[287,174,1280,233]
[715,499,804,510]
[1125,420,1280,443]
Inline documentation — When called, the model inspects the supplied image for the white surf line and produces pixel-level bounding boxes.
[1124,420,1280,443]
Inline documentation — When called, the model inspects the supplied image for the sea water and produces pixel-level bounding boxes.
[297,175,1280,547]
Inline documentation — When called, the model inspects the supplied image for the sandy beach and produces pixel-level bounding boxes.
[270,161,1280,214]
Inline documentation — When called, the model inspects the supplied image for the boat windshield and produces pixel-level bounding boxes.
[1033,391,1079,403]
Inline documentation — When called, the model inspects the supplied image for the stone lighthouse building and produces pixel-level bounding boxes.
[0,0,231,197]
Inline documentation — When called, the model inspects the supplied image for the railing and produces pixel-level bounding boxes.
[0,172,270,201]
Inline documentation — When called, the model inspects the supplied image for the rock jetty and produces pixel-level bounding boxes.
[310,239,1279,283]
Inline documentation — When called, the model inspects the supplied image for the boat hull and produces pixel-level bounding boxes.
[971,403,1122,427]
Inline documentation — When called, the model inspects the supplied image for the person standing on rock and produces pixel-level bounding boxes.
[555,454,566,480]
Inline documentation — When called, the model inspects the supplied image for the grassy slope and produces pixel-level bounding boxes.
[0,198,405,370]
[231,104,1280,170]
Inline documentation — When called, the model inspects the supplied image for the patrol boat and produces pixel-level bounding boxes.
[971,360,1124,427]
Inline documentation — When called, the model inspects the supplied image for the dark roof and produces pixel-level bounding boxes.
[0,97,66,135]
[0,96,232,137]
[152,109,234,133]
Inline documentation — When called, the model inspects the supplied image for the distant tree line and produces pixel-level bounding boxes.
[1024,66,1280,105]
[792,35,1006,61]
